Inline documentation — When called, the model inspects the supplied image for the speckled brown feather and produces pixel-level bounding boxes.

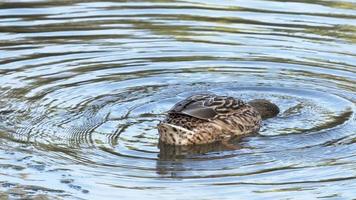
[158,94,262,145]
[168,94,245,120]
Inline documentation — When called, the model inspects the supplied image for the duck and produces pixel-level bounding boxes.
[158,94,279,145]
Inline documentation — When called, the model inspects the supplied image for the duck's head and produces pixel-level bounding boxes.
[248,99,279,120]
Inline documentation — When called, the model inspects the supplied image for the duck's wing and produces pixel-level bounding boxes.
[169,94,245,120]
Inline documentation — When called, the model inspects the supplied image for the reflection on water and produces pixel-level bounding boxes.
[0,0,355,199]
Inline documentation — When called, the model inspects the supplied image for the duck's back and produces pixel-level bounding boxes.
[158,94,262,145]
[168,94,245,119]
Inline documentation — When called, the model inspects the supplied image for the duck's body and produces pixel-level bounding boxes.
[158,94,279,145]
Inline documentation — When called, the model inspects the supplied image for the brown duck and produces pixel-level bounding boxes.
[158,94,279,145]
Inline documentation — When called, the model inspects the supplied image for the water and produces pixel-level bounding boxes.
[0,0,355,199]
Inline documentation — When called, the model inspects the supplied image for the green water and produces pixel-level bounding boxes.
[0,0,355,199]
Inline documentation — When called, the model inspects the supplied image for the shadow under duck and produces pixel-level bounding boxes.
[158,94,279,145]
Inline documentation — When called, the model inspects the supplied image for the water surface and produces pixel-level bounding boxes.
[0,0,355,199]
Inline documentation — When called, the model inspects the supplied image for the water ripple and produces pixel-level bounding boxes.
[0,0,355,199]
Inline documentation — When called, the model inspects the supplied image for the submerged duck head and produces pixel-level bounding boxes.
[158,94,279,146]
[247,99,280,120]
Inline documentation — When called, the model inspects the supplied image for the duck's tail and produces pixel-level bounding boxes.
[248,99,280,120]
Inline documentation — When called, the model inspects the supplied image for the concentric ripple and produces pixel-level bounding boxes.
[0,0,355,199]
